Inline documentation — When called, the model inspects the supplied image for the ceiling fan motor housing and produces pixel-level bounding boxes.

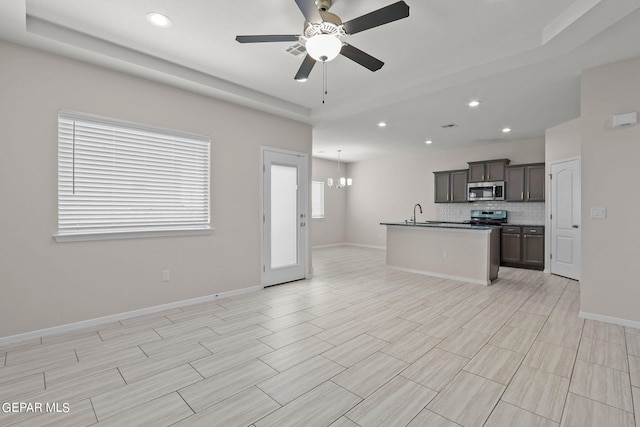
[316,0,332,12]
[304,11,344,38]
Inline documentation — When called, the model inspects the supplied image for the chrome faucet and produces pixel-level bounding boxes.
[413,203,422,225]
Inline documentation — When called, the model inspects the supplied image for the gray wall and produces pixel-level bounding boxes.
[311,158,347,247]
[580,56,640,324]
[0,40,312,339]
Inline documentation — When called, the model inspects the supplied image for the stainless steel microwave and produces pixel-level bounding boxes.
[468,181,505,201]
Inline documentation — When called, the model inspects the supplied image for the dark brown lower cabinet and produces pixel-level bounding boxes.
[501,226,544,270]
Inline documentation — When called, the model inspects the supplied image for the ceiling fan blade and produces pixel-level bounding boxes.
[342,1,410,35]
[295,0,323,23]
[340,43,384,72]
[294,54,317,81]
[235,35,300,43]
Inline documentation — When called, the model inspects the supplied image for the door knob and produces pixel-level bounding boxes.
[572,225,579,228]
[300,222,306,227]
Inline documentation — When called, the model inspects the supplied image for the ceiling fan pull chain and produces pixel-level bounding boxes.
[322,61,327,104]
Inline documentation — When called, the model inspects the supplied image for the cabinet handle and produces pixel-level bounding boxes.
[487,175,490,180]
[527,191,531,200]
[447,194,450,201]
[521,192,524,200]
[529,229,537,233]
[482,175,485,180]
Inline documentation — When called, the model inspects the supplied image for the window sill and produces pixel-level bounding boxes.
[53,228,213,243]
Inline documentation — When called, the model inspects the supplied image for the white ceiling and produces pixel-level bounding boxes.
[1,0,640,162]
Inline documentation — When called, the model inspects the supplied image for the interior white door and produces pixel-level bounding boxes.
[262,149,308,287]
[550,158,581,280]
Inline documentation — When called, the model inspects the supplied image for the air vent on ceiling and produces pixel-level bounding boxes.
[285,43,306,57]
[440,123,459,129]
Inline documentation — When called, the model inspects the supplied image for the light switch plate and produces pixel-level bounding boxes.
[591,207,606,219]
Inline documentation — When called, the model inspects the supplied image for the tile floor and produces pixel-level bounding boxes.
[0,246,638,426]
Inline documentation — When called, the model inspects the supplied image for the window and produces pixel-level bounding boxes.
[311,180,325,219]
[56,111,210,241]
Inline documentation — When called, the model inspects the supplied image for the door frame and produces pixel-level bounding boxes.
[259,146,310,287]
[547,155,581,279]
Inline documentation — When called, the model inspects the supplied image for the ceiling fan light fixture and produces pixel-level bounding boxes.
[146,12,172,28]
[305,34,342,62]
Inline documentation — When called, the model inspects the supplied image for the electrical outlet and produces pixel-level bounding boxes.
[162,270,170,282]
[591,207,606,219]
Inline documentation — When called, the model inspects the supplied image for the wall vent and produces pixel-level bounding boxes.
[440,123,458,129]
[285,43,306,56]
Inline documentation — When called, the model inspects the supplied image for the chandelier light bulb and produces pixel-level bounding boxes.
[326,150,352,189]
[305,34,342,62]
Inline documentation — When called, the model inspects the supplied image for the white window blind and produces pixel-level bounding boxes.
[312,180,325,219]
[56,111,210,240]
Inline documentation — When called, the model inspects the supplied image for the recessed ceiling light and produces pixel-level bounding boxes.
[147,12,172,28]
[468,100,481,107]
[502,127,512,133]
[378,122,387,127]
[425,140,433,145]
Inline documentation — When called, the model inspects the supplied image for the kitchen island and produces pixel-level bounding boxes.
[380,222,500,285]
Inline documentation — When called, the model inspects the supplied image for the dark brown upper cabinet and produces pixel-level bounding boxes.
[434,169,468,203]
[467,159,510,182]
[506,163,545,202]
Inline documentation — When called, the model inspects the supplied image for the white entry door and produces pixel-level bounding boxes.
[550,158,581,280]
[262,148,308,287]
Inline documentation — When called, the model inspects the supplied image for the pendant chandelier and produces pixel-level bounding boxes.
[327,149,352,189]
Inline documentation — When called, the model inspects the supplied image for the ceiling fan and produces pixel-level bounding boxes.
[235,0,410,81]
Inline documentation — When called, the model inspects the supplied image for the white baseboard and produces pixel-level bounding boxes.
[312,243,345,249]
[344,243,386,250]
[387,265,490,286]
[579,311,640,330]
[312,243,386,250]
[0,285,263,346]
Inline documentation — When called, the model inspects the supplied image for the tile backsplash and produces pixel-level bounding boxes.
[438,202,545,225]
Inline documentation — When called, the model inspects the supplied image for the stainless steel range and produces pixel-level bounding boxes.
[469,210,508,226]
